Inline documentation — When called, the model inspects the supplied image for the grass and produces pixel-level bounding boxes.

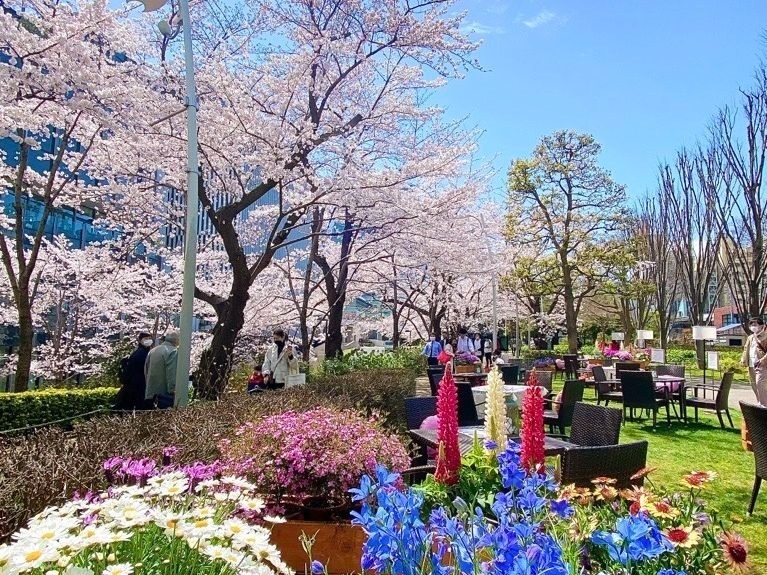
[612,407,764,571]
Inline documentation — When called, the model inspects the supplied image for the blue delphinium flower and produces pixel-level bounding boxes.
[550,498,574,518]
[592,514,673,565]
[310,560,324,575]
[657,570,687,575]
[484,439,498,451]
[497,444,526,490]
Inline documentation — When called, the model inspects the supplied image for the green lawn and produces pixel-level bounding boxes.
[617,409,765,571]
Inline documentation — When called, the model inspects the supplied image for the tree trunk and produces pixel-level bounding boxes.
[561,263,579,353]
[196,255,251,399]
[14,293,34,392]
[324,284,346,359]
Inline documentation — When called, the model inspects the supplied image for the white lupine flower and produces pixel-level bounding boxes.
[483,367,508,452]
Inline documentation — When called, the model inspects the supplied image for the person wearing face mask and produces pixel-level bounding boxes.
[422,335,443,367]
[115,332,154,411]
[742,317,767,406]
[262,328,299,389]
[145,331,179,409]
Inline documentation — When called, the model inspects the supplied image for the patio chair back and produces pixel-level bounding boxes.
[715,371,735,409]
[500,364,520,385]
[614,361,641,379]
[535,369,554,393]
[620,371,656,409]
[457,382,481,426]
[405,396,437,430]
[561,440,649,488]
[655,364,685,378]
[741,402,767,480]
[558,379,586,428]
[563,354,579,380]
[427,369,444,396]
[569,402,622,446]
[591,365,612,395]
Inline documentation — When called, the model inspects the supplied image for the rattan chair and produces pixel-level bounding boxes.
[533,369,554,396]
[457,382,483,427]
[593,365,621,404]
[614,361,641,379]
[568,402,623,446]
[405,396,437,430]
[655,364,685,378]
[563,354,579,380]
[560,440,649,488]
[621,370,671,427]
[500,364,520,385]
[740,402,767,514]
[685,372,735,428]
[543,379,585,434]
[427,369,444,396]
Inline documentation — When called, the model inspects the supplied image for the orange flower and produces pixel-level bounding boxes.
[594,485,618,502]
[591,476,617,485]
[666,525,700,548]
[620,485,654,503]
[682,470,717,488]
[630,466,658,481]
[720,532,749,573]
[648,500,680,520]
[559,484,578,501]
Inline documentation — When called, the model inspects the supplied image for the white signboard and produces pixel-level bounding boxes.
[650,348,666,363]
[707,351,719,371]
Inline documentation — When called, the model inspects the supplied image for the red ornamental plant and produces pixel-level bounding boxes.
[521,369,546,473]
[435,365,460,485]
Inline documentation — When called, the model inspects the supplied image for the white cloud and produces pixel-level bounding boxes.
[460,21,506,35]
[522,10,556,29]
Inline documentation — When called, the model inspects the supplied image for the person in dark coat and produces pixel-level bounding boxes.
[116,332,153,410]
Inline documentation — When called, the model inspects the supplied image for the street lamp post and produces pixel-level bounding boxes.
[139,0,198,407]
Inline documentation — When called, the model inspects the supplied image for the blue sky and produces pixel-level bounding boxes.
[438,0,767,201]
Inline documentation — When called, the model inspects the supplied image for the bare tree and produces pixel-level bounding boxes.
[661,147,724,364]
[637,193,679,349]
[711,65,767,330]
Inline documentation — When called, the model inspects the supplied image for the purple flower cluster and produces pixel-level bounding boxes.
[221,408,409,506]
[102,452,222,491]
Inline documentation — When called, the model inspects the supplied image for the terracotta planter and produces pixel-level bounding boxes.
[742,418,753,452]
[271,520,365,574]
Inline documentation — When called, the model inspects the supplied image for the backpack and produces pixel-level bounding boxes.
[118,356,131,387]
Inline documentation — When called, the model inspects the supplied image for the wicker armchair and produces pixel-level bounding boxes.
[457,382,483,427]
[563,354,579,380]
[621,370,671,427]
[685,372,734,428]
[740,402,767,514]
[500,364,520,385]
[655,364,685,378]
[405,396,437,430]
[593,365,621,404]
[543,379,585,434]
[614,361,641,379]
[427,369,443,396]
[560,440,649,488]
[534,369,554,396]
[568,402,623,446]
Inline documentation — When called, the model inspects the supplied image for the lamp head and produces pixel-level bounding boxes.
[157,18,172,36]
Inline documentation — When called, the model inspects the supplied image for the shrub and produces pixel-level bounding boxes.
[220,407,409,509]
[311,346,425,379]
[307,368,416,431]
[0,388,358,541]
[0,387,117,432]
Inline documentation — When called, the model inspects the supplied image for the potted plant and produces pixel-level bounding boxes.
[220,407,410,574]
[454,351,481,373]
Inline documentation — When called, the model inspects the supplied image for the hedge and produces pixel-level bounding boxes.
[0,387,118,432]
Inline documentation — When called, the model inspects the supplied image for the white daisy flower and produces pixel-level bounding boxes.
[102,563,133,575]
[238,497,265,513]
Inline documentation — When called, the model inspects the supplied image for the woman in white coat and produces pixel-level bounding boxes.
[262,328,299,389]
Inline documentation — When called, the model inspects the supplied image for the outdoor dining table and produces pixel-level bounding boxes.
[408,426,578,458]
[455,372,488,386]
[654,375,686,420]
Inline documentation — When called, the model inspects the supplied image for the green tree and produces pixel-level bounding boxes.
[506,131,629,353]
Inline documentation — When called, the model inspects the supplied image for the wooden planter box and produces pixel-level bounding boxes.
[271,520,365,575]
[455,364,478,374]
[742,418,753,452]
[589,358,605,366]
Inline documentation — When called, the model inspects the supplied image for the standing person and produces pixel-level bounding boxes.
[742,317,767,406]
[456,329,474,354]
[115,332,153,410]
[422,335,443,366]
[473,334,481,357]
[144,331,179,409]
[262,328,299,389]
[483,337,493,369]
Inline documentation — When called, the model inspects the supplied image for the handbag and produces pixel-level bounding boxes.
[286,373,306,388]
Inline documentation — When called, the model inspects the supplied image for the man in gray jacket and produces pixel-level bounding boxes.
[145,331,179,408]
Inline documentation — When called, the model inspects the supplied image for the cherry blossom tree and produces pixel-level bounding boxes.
[0,0,171,390]
[147,0,479,397]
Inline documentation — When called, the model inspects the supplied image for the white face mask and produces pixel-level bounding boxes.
[141,338,153,347]
[430,337,436,341]
[751,326,762,335]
